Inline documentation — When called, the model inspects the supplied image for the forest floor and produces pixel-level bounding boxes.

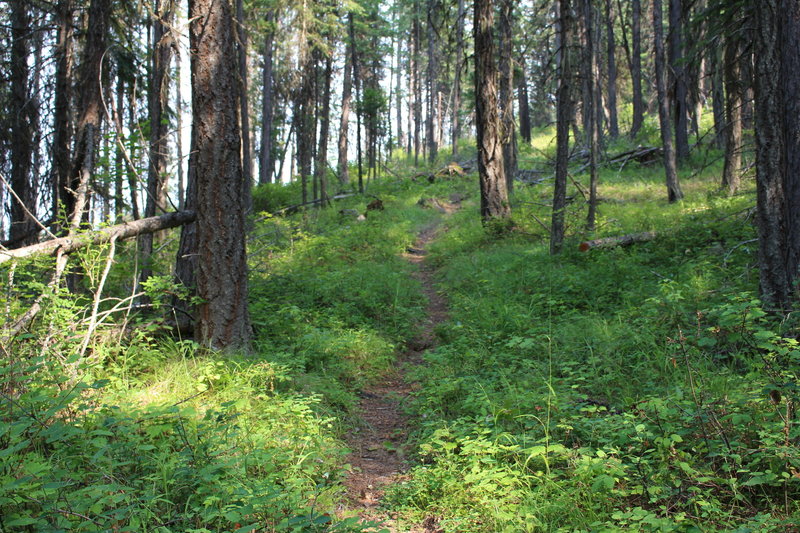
[341,204,458,533]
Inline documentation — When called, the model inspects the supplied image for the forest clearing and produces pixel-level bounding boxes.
[2,0,800,531]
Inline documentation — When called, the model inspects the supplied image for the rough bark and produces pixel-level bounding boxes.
[338,24,353,186]
[605,0,619,138]
[315,53,333,207]
[499,0,517,194]
[412,3,422,165]
[474,0,510,221]
[452,0,465,156]
[259,11,275,185]
[426,0,439,164]
[0,211,196,266]
[668,0,690,162]
[630,0,644,138]
[296,45,316,204]
[753,0,800,312]
[653,0,683,202]
[10,2,37,246]
[518,58,531,144]
[722,35,742,195]
[188,0,251,350]
[66,0,111,227]
[52,0,73,224]
[237,0,253,198]
[582,0,600,230]
[551,0,573,254]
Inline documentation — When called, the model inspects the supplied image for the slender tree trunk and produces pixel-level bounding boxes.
[338,19,353,186]
[10,2,37,246]
[141,0,175,287]
[426,0,439,163]
[653,0,683,202]
[630,0,644,138]
[474,0,510,221]
[114,77,125,220]
[127,90,141,220]
[52,0,74,225]
[711,47,726,149]
[499,0,517,194]
[237,0,253,199]
[668,0,690,162]
[452,0,465,156]
[175,55,185,209]
[352,16,364,194]
[582,0,600,230]
[315,53,333,207]
[296,43,316,204]
[188,0,251,349]
[722,35,742,195]
[412,4,422,165]
[259,11,275,185]
[605,0,619,138]
[552,0,573,254]
[517,56,531,144]
[395,31,405,154]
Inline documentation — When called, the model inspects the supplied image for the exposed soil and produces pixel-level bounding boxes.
[341,210,454,533]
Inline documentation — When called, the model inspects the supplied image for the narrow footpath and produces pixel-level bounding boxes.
[341,212,454,533]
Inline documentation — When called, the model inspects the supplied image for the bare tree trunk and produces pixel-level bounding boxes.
[474,0,510,221]
[722,35,743,195]
[426,0,439,164]
[412,3,422,165]
[552,0,573,254]
[499,0,517,194]
[337,19,353,186]
[668,0,690,162]
[711,47,726,150]
[605,0,619,138]
[188,0,251,350]
[452,0,465,156]
[653,0,683,202]
[582,0,600,230]
[52,0,74,226]
[352,16,364,194]
[237,0,253,198]
[517,56,531,144]
[10,2,37,246]
[114,77,125,220]
[141,0,175,286]
[395,30,405,154]
[296,44,315,204]
[259,11,275,185]
[630,0,644,138]
[315,53,333,207]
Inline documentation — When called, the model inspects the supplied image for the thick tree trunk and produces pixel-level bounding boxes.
[259,11,275,185]
[551,0,573,254]
[474,0,510,221]
[722,35,743,195]
[605,0,619,138]
[668,0,690,162]
[10,2,37,246]
[499,0,517,194]
[653,0,683,202]
[188,0,251,349]
[753,0,800,312]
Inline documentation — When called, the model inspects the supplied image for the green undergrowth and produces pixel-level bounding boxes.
[0,175,452,531]
[384,137,799,530]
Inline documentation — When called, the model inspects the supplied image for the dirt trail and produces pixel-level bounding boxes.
[341,216,452,533]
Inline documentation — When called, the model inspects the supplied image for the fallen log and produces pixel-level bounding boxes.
[579,231,657,252]
[0,210,196,266]
[272,193,357,216]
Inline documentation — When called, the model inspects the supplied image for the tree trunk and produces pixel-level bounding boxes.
[315,52,333,207]
[237,0,253,201]
[722,35,743,195]
[259,11,275,185]
[605,0,619,138]
[630,0,644,138]
[66,0,111,228]
[338,20,353,186]
[551,0,573,254]
[188,0,251,349]
[412,3,422,165]
[52,0,74,226]
[499,0,517,194]
[296,45,316,204]
[474,0,510,221]
[10,2,37,246]
[395,22,405,153]
[426,0,439,164]
[711,46,726,149]
[582,0,600,230]
[141,0,175,286]
[452,0,465,156]
[518,57,531,144]
[668,0,690,162]
[653,0,683,202]
[753,0,800,312]
[114,77,125,220]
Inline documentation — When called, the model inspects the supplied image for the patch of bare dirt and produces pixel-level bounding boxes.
[340,207,456,533]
